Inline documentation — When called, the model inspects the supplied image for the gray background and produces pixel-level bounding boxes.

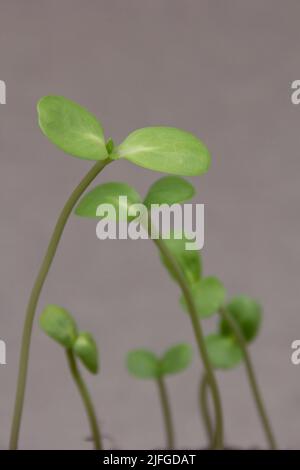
[0,0,299,449]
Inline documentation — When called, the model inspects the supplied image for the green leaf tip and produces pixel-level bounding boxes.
[126,350,159,379]
[160,343,193,375]
[205,333,243,370]
[39,304,78,349]
[117,127,211,176]
[144,176,195,207]
[37,95,108,161]
[74,182,142,219]
[73,332,99,374]
[220,295,262,342]
[181,276,226,318]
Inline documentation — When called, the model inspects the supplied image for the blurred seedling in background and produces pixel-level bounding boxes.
[161,234,277,449]
[10,95,218,449]
[126,344,193,449]
[39,304,102,449]
[74,174,277,449]
[75,175,224,447]
[202,296,262,447]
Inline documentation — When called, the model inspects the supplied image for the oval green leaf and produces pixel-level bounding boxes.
[160,235,202,285]
[127,350,159,379]
[73,332,99,374]
[160,343,193,376]
[75,182,142,220]
[181,277,226,318]
[37,96,108,161]
[39,304,78,349]
[219,295,262,342]
[205,333,243,370]
[144,176,195,207]
[117,127,211,176]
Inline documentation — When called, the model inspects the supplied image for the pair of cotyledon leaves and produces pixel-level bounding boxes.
[39,305,99,374]
[37,95,211,176]
[127,344,193,380]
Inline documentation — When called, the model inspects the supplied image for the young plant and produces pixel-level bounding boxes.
[126,343,193,449]
[175,252,277,449]
[75,176,224,448]
[10,95,212,449]
[39,304,101,449]
[143,189,277,450]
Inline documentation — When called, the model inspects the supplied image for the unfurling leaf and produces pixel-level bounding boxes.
[39,304,78,348]
[73,332,99,374]
[75,182,141,220]
[160,343,193,375]
[220,295,262,342]
[144,176,195,207]
[181,277,226,318]
[37,96,108,161]
[205,333,243,369]
[117,127,211,176]
[127,350,159,379]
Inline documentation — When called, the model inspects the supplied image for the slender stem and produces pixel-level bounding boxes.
[156,376,175,449]
[153,237,223,449]
[66,349,102,450]
[199,374,214,448]
[219,307,277,449]
[9,159,110,450]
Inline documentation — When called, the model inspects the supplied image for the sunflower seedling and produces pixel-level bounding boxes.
[10,95,213,449]
[39,304,101,449]
[126,343,193,449]
[75,175,224,448]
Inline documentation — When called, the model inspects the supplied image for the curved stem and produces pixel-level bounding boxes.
[9,159,110,450]
[199,374,214,448]
[153,237,223,449]
[219,307,277,449]
[66,349,102,450]
[156,376,175,449]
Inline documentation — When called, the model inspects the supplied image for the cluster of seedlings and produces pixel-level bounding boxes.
[9,96,276,450]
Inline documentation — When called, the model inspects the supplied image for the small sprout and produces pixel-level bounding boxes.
[73,332,99,374]
[127,343,193,379]
[75,182,141,220]
[205,333,243,370]
[37,96,108,161]
[220,295,262,342]
[117,126,211,176]
[39,305,102,449]
[160,343,193,376]
[181,277,226,318]
[39,305,99,376]
[144,176,195,207]
[126,343,193,449]
[127,350,159,379]
[39,304,78,349]
[160,235,202,285]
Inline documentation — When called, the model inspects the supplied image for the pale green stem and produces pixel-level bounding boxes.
[219,307,277,450]
[9,159,110,450]
[66,349,102,450]
[156,376,175,449]
[152,236,223,449]
[199,374,214,448]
